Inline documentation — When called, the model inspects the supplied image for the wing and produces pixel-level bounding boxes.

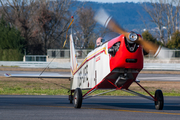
[4,72,71,78]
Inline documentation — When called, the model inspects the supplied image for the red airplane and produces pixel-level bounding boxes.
[5,9,173,110]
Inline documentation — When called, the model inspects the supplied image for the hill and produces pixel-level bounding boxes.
[74,1,154,33]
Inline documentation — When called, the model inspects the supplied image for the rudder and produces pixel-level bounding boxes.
[69,34,78,75]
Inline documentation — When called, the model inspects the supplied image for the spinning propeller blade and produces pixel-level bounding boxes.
[94,8,173,59]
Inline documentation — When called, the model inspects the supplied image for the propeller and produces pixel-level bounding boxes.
[94,8,173,59]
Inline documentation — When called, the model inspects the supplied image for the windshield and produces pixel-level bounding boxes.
[95,32,119,48]
[102,32,119,43]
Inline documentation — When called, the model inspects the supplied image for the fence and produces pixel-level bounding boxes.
[2,49,180,70]
[47,49,92,59]
[23,55,47,62]
[1,61,180,70]
[144,50,180,59]
[47,49,180,59]
[3,49,180,62]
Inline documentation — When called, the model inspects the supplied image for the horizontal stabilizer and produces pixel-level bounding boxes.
[4,73,71,79]
[135,79,140,83]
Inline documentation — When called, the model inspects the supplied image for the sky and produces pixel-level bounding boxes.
[78,0,147,3]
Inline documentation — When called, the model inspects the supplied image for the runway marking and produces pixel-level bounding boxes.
[35,105,180,116]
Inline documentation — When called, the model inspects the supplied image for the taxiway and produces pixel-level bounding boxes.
[0,95,180,120]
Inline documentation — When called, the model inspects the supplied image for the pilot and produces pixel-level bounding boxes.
[96,37,103,47]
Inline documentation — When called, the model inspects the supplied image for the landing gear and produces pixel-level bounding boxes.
[69,95,73,104]
[154,89,164,110]
[132,81,164,110]
[73,88,82,108]
[69,90,74,104]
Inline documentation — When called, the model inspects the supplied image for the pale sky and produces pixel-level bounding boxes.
[78,0,147,3]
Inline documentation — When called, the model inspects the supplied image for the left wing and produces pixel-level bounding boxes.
[4,72,71,78]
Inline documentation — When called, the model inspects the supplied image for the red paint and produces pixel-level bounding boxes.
[96,56,101,62]
[135,81,157,101]
[108,35,143,71]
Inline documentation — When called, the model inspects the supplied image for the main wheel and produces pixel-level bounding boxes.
[154,89,164,110]
[73,88,82,108]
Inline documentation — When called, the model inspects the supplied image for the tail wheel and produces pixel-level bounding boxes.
[69,95,73,104]
[73,88,82,108]
[154,89,164,110]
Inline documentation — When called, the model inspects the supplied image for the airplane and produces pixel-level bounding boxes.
[4,9,173,110]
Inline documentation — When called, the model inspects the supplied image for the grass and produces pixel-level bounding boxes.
[1,67,180,96]
[1,87,180,96]
[0,77,180,96]
[0,87,69,95]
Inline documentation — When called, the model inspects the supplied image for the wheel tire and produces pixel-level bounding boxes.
[154,89,164,110]
[73,88,82,108]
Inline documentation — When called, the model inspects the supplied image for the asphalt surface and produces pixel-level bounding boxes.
[137,73,180,81]
[0,95,180,120]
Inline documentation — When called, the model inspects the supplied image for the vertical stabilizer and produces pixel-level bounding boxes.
[70,34,78,75]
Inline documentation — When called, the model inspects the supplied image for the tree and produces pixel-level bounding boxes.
[0,16,25,61]
[142,30,162,45]
[166,30,180,49]
[74,7,96,49]
[142,30,163,55]
[32,0,72,54]
[0,0,74,55]
[142,0,180,45]
[0,0,42,54]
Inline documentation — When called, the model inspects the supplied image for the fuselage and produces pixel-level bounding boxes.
[70,35,144,90]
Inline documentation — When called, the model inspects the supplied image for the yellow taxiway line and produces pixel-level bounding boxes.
[90,108,180,116]
[35,105,180,116]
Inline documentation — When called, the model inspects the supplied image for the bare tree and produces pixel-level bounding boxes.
[143,1,165,44]
[32,0,72,54]
[142,0,180,45]
[0,0,74,55]
[74,7,96,48]
[163,0,180,41]
[0,0,48,54]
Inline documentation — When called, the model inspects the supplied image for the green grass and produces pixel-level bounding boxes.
[0,79,180,96]
[0,87,69,95]
[0,79,70,95]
